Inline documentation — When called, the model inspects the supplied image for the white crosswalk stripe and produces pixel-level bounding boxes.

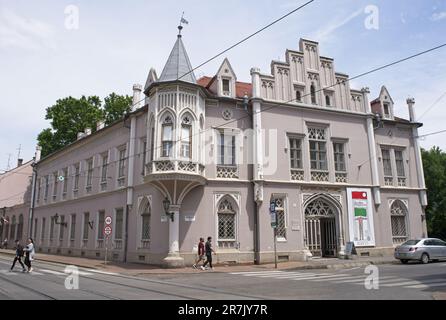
[406,281,446,289]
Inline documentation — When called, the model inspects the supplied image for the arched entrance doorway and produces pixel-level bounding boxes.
[304,196,340,257]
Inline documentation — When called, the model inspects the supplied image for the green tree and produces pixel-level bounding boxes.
[103,93,132,125]
[37,93,133,157]
[422,146,446,239]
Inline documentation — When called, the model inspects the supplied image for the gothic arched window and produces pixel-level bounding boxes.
[181,115,192,159]
[161,114,173,157]
[391,200,408,244]
[310,83,317,104]
[217,197,237,248]
[141,201,151,243]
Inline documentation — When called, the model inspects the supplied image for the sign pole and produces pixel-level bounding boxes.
[273,227,277,269]
[105,236,108,266]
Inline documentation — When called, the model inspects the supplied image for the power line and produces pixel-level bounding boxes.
[416,129,446,139]
[417,90,446,121]
[177,0,315,81]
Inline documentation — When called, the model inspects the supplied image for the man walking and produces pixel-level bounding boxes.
[202,236,215,270]
[193,237,205,269]
[10,240,26,272]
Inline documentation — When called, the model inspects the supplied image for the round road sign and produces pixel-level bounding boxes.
[104,226,112,236]
[105,216,112,225]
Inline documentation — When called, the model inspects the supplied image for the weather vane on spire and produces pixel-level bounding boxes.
[178,12,189,36]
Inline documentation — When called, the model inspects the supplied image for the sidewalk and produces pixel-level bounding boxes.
[0,249,396,276]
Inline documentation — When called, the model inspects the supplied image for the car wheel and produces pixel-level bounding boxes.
[420,253,429,264]
[401,259,409,264]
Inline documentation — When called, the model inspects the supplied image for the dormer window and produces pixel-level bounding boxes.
[383,103,390,118]
[222,79,230,96]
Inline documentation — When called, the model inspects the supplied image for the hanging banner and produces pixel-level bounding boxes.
[347,188,376,247]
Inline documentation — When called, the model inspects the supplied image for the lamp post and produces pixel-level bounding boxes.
[52,213,67,227]
[163,197,174,222]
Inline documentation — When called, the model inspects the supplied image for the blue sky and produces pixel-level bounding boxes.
[0,0,445,169]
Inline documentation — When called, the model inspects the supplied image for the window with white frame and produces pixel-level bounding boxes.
[141,140,147,175]
[86,158,93,190]
[391,200,408,244]
[70,214,76,241]
[217,131,236,166]
[310,83,317,104]
[161,115,173,157]
[62,168,68,195]
[117,147,126,187]
[381,148,393,185]
[50,216,55,242]
[181,115,192,158]
[289,137,302,169]
[308,127,328,182]
[150,127,155,162]
[141,201,151,245]
[73,163,80,191]
[41,218,46,242]
[36,178,41,202]
[52,172,58,200]
[44,176,49,200]
[100,153,108,185]
[383,103,391,118]
[217,198,236,248]
[395,150,405,177]
[83,212,89,241]
[333,143,346,172]
[59,215,65,241]
[222,79,230,95]
[273,197,287,239]
[97,211,105,241]
[33,218,38,240]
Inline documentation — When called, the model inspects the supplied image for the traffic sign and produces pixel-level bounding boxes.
[104,225,112,236]
[105,216,112,225]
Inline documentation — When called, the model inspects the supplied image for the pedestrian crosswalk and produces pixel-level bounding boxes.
[0,268,95,276]
[229,270,446,290]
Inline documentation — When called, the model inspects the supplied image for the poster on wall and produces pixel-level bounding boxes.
[347,188,376,247]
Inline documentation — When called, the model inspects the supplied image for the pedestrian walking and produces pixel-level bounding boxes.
[23,238,35,273]
[2,238,8,249]
[202,236,215,270]
[10,240,26,272]
[192,237,205,269]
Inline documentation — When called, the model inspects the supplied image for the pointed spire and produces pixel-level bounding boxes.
[158,26,196,84]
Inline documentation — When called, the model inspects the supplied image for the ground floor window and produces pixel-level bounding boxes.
[217,197,237,249]
[391,200,408,244]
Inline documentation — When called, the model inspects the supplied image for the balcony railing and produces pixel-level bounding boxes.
[146,160,204,176]
[311,170,329,182]
[114,239,123,250]
[397,177,407,187]
[216,165,238,179]
[384,176,393,186]
[335,172,347,183]
[290,169,304,181]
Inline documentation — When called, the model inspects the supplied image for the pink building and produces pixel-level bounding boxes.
[30,30,427,267]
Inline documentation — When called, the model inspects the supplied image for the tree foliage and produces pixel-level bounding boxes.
[422,146,446,239]
[37,93,132,157]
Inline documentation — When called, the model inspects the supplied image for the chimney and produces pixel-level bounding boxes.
[96,120,105,131]
[132,84,142,111]
[407,97,416,122]
[35,145,42,162]
[17,158,23,167]
[85,128,92,136]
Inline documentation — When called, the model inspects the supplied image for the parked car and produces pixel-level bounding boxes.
[394,238,446,264]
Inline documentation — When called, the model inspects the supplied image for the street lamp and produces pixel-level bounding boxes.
[163,197,174,222]
[52,213,67,227]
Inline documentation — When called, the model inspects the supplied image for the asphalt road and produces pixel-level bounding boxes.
[0,254,445,300]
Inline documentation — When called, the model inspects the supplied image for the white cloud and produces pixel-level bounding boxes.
[310,8,362,43]
[0,8,56,50]
[431,11,446,21]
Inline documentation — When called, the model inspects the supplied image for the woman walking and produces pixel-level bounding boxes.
[23,238,35,273]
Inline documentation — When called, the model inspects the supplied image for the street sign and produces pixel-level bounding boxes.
[105,216,112,225]
[269,200,276,213]
[104,225,112,236]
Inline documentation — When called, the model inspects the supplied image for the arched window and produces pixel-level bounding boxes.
[181,115,192,158]
[17,214,23,241]
[141,200,151,248]
[391,200,408,244]
[217,197,237,248]
[10,216,16,240]
[161,115,173,157]
[296,91,302,102]
[310,83,317,104]
[325,95,330,106]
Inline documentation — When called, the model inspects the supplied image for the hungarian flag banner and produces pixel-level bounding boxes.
[352,191,367,200]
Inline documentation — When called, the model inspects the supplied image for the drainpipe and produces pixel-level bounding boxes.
[28,145,41,238]
[123,84,141,263]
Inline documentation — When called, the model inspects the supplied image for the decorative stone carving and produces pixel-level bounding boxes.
[291,169,304,181]
[216,165,238,179]
[311,171,329,182]
[222,108,233,120]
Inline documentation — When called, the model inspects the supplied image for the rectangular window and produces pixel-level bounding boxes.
[33,218,38,240]
[86,158,93,188]
[52,172,58,199]
[62,168,68,194]
[382,149,392,176]
[141,141,147,175]
[395,150,405,177]
[83,212,89,240]
[118,148,126,178]
[383,103,390,118]
[36,178,41,202]
[101,153,108,183]
[222,79,230,93]
[181,125,192,158]
[70,214,76,240]
[59,215,65,240]
[162,125,173,157]
[50,217,55,240]
[41,218,46,241]
[150,127,155,161]
[73,164,80,190]
[333,143,346,172]
[289,137,302,169]
[97,211,105,240]
[308,127,328,171]
[44,176,49,200]
[115,208,123,240]
[218,132,236,165]
[273,198,286,239]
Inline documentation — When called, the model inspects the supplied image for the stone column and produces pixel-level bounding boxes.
[163,205,184,267]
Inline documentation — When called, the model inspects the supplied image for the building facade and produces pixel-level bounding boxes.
[30,30,428,267]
